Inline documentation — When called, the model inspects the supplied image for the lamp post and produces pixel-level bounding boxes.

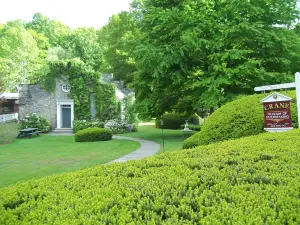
[161,119,164,153]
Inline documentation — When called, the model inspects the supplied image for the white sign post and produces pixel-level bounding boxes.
[254,72,300,128]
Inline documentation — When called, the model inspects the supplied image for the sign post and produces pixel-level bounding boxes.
[261,93,293,132]
[255,72,300,128]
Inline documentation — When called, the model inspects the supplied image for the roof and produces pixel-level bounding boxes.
[100,73,134,100]
[0,92,19,100]
[261,92,292,103]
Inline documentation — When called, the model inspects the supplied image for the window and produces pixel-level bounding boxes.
[62,84,71,93]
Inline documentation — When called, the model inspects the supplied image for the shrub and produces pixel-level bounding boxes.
[75,127,112,142]
[156,113,185,129]
[73,119,104,133]
[1,130,300,224]
[20,113,51,133]
[104,119,136,134]
[0,122,19,144]
[183,91,298,149]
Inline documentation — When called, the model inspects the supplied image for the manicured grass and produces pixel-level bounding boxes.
[0,135,140,188]
[0,122,19,144]
[119,124,196,153]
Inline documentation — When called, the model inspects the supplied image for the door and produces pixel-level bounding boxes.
[62,105,71,128]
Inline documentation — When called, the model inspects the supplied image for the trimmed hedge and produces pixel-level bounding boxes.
[1,130,300,224]
[74,127,112,142]
[156,113,185,129]
[73,119,104,133]
[183,91,298,149]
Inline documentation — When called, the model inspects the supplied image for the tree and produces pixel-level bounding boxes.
[26,13,71,47]
[99,11,138,85]
[130,0,300,118]
[67,27,104,71]
[0,20,40,91]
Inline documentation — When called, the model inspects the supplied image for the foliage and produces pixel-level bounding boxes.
[0,122,19,144]
[75,127,112,142]
[0,20,41,91]
[99,11,138,85]
[42,59,100,120]
[20,113,51,133]
[183,91,298,149]
[73,119,104,133]
[130,0,300,118]
[68,27,104,71]
[104,119,134,134]
[123,95,139,125]
[26,13,72,47]
[97,83,118,121]
[156,113,185,129]
[0,135,140,188]
[1,130,300,223]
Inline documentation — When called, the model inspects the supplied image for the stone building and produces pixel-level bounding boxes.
[18,78,74,130]
[18,74,134,130]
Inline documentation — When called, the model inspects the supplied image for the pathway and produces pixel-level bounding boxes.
[48,132,161,163]
[108,136,160,163]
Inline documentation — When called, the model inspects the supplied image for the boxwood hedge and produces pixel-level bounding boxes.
[1,130,300,224]
[74,127,112,142]
[183,91,298,149]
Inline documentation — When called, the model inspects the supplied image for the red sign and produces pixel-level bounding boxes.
[263,101,292,128]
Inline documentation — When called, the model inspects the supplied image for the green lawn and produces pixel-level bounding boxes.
[0,135,140,188]
[0,122,19,144]
[119,124,196,153]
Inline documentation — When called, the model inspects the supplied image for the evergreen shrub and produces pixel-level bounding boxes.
[1,130,300,224]
[74,127,112,142]
[20,113,51,132]
[183,91,297,149]
[156,113,185,129]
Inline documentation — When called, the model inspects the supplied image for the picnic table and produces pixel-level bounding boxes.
[18,128,41,138]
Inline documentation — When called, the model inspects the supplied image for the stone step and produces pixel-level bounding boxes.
[51,128,74,133]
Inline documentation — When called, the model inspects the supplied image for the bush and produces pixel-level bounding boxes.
[75,127,112,142]
[183,91,298,149]
[0,122,19,144]
[20,113,51,133]
[73,119,104,133]
[104,119,137,134]
[156,113,185,129]
[1,130,300,224]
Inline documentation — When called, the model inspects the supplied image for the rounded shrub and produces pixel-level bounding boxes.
[75,127,112,142]
[156,113,185,129]
[183,91,298,149]
[20,113,51,133]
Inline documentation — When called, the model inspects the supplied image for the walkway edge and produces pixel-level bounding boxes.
[108,136,160,164]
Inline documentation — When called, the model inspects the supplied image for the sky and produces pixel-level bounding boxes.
[0,0,133,29]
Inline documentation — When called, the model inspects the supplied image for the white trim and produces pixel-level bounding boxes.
[0,93,19,99]
[260,92,292,103]
[254,83,296,92]
[296,72,300,128]
[264,127,293,132]
[56,99,74,128]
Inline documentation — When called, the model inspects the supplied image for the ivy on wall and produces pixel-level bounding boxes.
[41,59,118,121]
[96,83,118,121]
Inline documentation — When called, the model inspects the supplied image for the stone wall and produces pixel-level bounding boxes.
[19,84,57,128]
[18,78,73,129]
